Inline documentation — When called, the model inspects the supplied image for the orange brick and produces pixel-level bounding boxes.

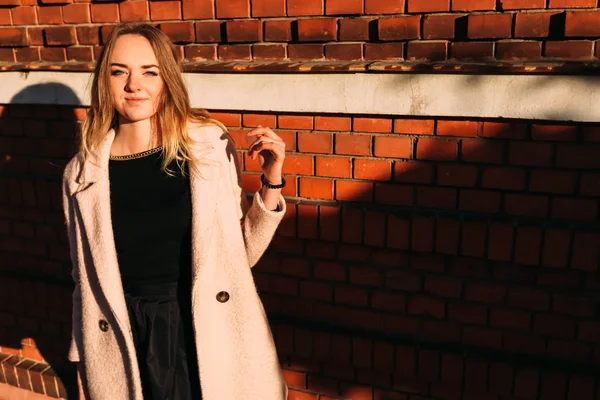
[374,136,412,158]
[298,132,332,154]
[335,134,371,156]
[299,177,334,200]
[354,117,392,133]
[354,159,392,181]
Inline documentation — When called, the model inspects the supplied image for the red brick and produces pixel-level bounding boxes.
[354,159,391,181]
[416,138,457,161]
[0,9,10,25]
[452,0,495,10]
[490,308,531,331]
[0,48,14,61]
[299,177,333,200]
[252,44,285,59]
[91,3,118,23]
[182,0,213,19]
[326,0,363,14]
[461,221,487,258]
[365,0,404,14]
[252,0,285,17]
[0,27,29,46]
[315,116,351,131]
[226,20,261,43]
[264,20,292,42]
[11,7,37,24]
[195,21,221,43]
[450,41,494,59]
[437,120,479,137]
[374,137,412,158]
[40,47,65,61]
[325,43,362,60]
[297,18,337,41]
[461,139,504,163]
[542,228,570,268]
[416,186,456,210]
[423,14,463,39]
[339,18,371,41]
[185,44,216,60]
[45,26,76,46]
[219,44,251,60]
[150,1,181,20]
[287,0,323,16]
[437,164,477,187]
[497,41,542,60]
[378,16,420,40]
[482,167,525,190]
[482,121,528,139]
[315,156,350,178]
[394,119,434,134]
[77,26,99,45]
[354,117,391,133]
[215,0,249,18]
[243,113,276,127]
[38,6,62,24]
[62,3,90,23]
[515,11,558,38]
[505,194,549,218]
[407,0,449,12]
[545,40,593,59]
[335,134,371,156]
[500,0,545,8]
[364,43,405,60]
[282,154,313,175]
[509,142,553,166]
[581,173,600,196]
[532,124,578,141]
[15,47,40,62]
[406,41,448,61]
[160,22,194,43]
[552,198,597,221]
[468,13,513,39]
[336,180,373,202]
[408,295,444,318]
[298,132,331,154]
[550,0,596,7]
[487,224,514,261]
[556,144,600,169]
[435,219,460,255]
[572,232,599,271]
[288,44,324,60]
[530,170,575,194]
[565,11,600,37]
[67,46,93,61]
[209,112,240,127]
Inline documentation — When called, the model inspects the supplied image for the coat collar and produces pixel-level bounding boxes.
[75,126,221,185]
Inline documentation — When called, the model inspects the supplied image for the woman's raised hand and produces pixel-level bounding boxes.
[247,126,286,184]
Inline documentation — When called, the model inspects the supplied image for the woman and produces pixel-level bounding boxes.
[62,23,288,399]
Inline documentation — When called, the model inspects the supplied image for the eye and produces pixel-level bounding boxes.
[110,70,125,76]
[145,70,159,77]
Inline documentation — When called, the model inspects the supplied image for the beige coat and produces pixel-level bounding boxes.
[62,123,288,400]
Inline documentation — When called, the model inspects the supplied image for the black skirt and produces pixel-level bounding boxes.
[124,281,201,400]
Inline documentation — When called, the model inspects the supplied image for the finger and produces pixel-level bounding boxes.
[248,139,285,159]
[248,136,284,152]
[247,127,282,142]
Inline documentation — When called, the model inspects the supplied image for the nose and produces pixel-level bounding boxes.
[125,73,141,92]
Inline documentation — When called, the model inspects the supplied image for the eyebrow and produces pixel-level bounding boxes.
[110,63,159,69]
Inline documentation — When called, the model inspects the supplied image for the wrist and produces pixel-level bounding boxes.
[261,173,285,189]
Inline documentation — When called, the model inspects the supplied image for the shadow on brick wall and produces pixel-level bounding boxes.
[0,83,81,399]
[241,108,600,399]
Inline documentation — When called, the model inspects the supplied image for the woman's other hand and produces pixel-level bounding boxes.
[247,126,286,185]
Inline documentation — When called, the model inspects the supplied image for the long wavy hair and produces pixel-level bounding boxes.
[79,23,223,174]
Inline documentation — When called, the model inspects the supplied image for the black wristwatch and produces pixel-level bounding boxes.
[261,174,286,189]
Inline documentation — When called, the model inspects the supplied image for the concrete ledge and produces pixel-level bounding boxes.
[1,70,599,122]
[0,383,55,400]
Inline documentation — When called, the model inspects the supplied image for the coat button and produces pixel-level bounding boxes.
[99,319,109,332]
[216,291,230,303]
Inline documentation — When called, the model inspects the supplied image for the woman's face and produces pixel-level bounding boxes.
[109,34,164,125]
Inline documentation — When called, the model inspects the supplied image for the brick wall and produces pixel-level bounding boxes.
[0,0,600,64]
[1,102,599,399]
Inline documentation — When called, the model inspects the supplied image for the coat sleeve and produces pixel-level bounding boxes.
[62,174,82,363]
[224,134,286,267]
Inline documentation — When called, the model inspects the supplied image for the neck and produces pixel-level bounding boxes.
[111,119,160,156]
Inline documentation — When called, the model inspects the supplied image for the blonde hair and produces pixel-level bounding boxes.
[79,22,223,174]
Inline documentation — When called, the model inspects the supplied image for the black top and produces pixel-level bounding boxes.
[108,147,192,284]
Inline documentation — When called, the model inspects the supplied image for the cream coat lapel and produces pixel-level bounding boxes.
[188,127,223,286]
[72,129,133,341]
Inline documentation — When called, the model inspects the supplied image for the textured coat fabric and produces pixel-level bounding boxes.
[62,123,288,400]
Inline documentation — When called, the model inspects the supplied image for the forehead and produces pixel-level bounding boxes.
[110,34,158,65]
